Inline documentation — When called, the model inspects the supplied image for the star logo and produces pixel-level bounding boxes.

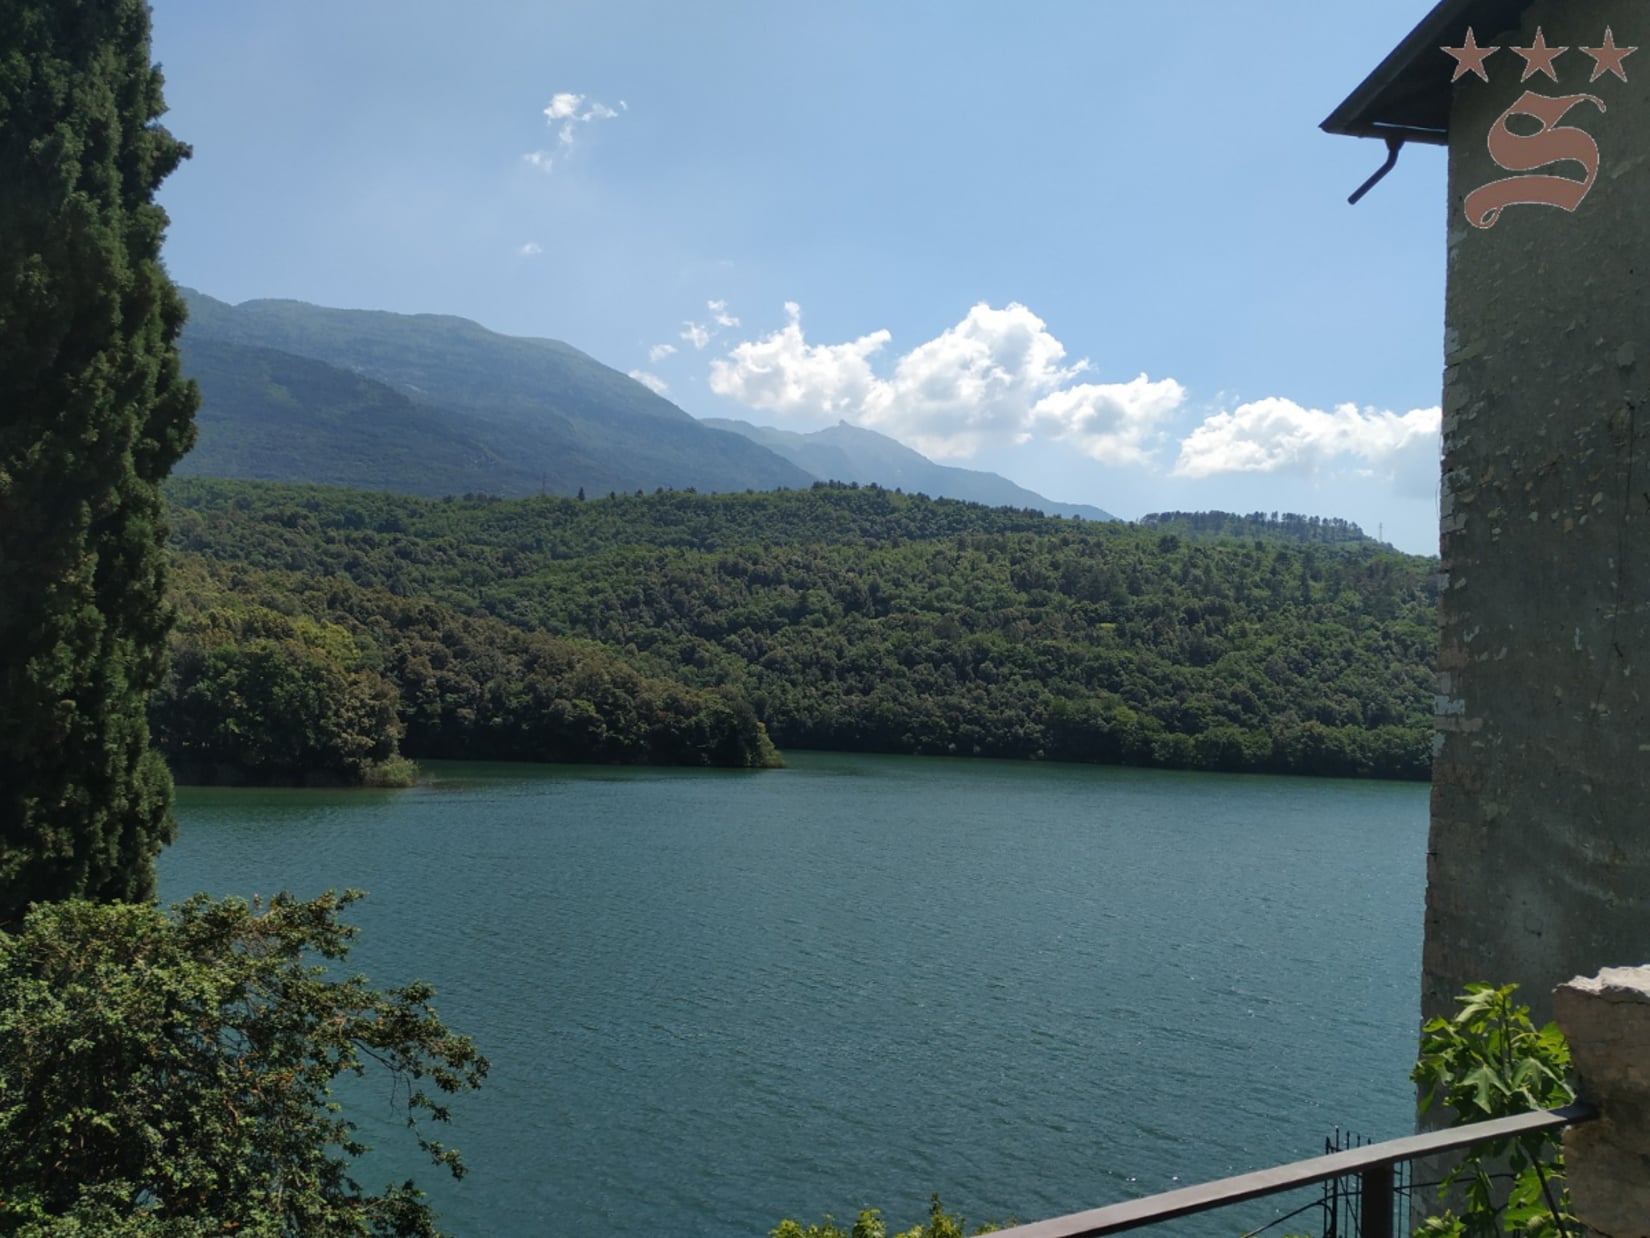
[1581,27,1637,82]
[1447,25,1634,228]
[1443,28,1500,82]
[1511,28,1568,81]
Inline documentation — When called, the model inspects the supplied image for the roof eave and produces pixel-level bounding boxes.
[1329,122,1450,146]
[1321,0,1534,142]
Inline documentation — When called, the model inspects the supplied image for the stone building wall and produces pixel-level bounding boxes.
[1427,0,1650,1026]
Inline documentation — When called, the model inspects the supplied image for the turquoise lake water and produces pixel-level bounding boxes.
[160,752,1429,1237]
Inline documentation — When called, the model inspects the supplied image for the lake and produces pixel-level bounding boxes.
[160,752,1429,1237]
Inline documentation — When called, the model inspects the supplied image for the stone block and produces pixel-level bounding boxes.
[1555,966,1650,1237]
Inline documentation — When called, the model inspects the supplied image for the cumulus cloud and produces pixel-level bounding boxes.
[648,343,677,362]
[1173,398,1441,484]
[708,300,1183,463]
[710,302,889,417]
[700,299,1441,492]
[859,303,1089,457]
[517,241,543,257]
[527,91,623,169]
[628,369,669,395]
[1031,375,1189,467]
[544,93,583,121]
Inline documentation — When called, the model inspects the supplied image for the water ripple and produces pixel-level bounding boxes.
[163,753,1427,1238]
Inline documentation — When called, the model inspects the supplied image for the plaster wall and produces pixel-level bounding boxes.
[1427,0,1650,1028]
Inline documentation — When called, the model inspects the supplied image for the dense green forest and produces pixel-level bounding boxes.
[1137,509,1383,546]
[154,555,782,783]
[166,479,1439,780]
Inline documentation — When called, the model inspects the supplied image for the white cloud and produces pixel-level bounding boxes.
[1031,375,1188,467]
[528,91,623,169]
[1173,398,1441,485]
[701,300,1440,494]
[628,369,669,395]
[710,301,889,417]
[518,241,543,257]
[544,93,583,121]
[648,342,677,362]
[859,302,1087,457]
[680,299,742,350]
[708,300,1184,462]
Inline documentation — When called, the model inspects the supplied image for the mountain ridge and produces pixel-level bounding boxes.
[176,289,815,497]
[703,416,1116,520]
[174,289,1122,518]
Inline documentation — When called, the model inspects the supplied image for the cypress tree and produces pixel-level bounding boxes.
[0,0,198,924]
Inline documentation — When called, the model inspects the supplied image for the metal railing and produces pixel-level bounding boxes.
[992,1102,1596,1238]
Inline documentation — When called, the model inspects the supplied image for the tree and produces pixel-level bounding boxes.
[0,0,200,923]
[150,602,408,786]
[0,890,488,1236]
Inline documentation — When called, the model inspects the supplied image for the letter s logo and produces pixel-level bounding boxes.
[1463,90,1606,229]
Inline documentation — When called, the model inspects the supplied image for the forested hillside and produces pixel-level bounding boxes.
[1138,510,1384,546]
[167,480,1439,780]
[155,555,782,784]
[174,336,547,496]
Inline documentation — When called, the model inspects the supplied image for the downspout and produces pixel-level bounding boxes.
[1348,135,1405,205]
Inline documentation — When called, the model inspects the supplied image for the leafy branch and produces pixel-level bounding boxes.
[1411,983,1575,1237]
[0,891,487,1237]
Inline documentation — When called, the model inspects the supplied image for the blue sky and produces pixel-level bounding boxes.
[149,1,1450,552]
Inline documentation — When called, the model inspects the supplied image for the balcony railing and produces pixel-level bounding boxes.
[992,1102,1596,1238]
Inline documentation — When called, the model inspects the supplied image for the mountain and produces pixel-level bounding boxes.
[702,418,1116,521]
[174,288,1121,515]
[176,290,814,498]
[174,337,547,495]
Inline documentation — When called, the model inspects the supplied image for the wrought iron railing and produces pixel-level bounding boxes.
[992,1102,1595,1238]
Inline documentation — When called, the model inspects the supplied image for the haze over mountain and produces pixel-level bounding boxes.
[703,418,1115,520]
[175,290,1117,517]
[177,336,546,496]
[176,290,813,497]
